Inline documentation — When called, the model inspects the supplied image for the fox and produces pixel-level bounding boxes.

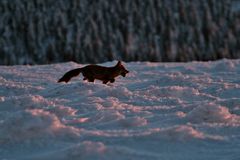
[58,61,129,84]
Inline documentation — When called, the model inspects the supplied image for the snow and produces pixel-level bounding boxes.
[0,59,240,159]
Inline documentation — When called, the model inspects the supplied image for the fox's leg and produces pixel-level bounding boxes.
[87,78,94,82]
[102,80,109,84]
[110,79,115,83]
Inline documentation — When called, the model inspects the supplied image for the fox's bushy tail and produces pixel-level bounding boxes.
[58,68,82,83]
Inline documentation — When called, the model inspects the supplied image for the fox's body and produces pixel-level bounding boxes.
[58,61,129,84]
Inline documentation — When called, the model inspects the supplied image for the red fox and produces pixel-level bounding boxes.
[58,61,129,84]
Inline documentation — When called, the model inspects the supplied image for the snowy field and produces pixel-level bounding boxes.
[0,60,240,160]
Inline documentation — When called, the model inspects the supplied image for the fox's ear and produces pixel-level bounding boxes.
[116,61,122,66]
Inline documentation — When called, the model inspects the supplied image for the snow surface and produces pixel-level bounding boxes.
[0,60,240,160]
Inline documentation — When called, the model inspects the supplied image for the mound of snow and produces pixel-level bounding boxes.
[163,125,224,141]
[186,103,240,125]
[0,109,79,144]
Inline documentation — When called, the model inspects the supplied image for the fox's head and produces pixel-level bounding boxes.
[116,61,129,77]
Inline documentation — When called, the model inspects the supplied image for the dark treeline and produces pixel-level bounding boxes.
[0,0,239,65]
